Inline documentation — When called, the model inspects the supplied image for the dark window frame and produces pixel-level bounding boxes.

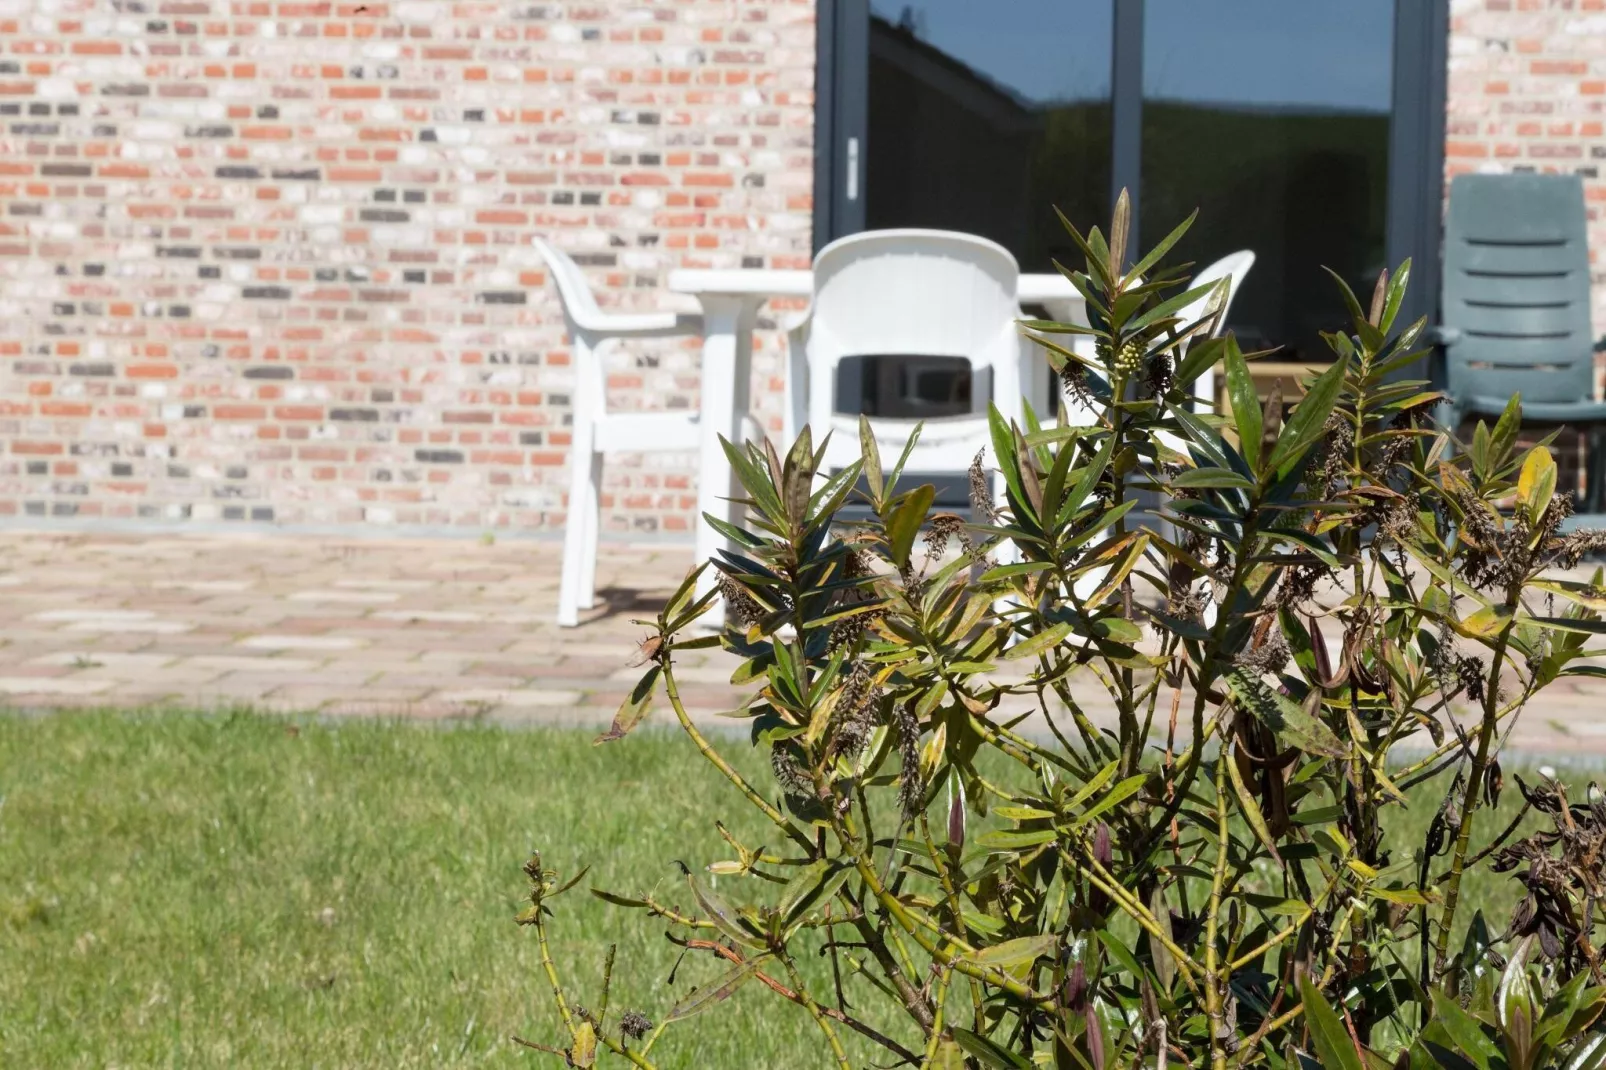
[813,0,1449,345]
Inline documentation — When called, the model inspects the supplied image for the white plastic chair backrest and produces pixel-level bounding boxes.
[533,237,607,335]
[805,230,1022,435]
[1179,250,1255,337]
[534,236,613,421]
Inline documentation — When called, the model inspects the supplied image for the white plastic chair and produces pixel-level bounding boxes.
[784,230,1025,490]
[535,237,704,627]
[1178,250,1255,413]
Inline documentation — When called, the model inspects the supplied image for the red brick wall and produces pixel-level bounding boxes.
[1447,0,1606,337]
[0,0,814,534]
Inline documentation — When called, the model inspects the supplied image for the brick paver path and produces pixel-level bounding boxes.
[2,530,1606,757]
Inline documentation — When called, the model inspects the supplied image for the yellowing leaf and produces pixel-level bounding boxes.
[1517,445,1558,526]
[570,1021,597,1068]
[594,666,659,744]
[1002,621,1074,660]
[1458,604,1514,639]
[965,933,1056,969]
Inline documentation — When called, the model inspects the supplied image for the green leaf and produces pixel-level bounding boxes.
[1431,988,1500,1070]
[664,957,764,1023]
[1300,975,1364,1070]
[859,414,883,503]
[778,861,851,926]
[886,422,924,492]
[977,828,1059,850]
[1108,187,1131,273]
[1528,616,1606,637]
[1491,394,1524,463]
[952,1027,1034,1070]
[594,665,659,744]
[1070,774,1147,827]
[987,405,1030,522]
[719,435,784,521]
[1324,265,1383,350]
[689,875,765,949]
[979,561,1056,582]
[1381,258,1410,334]
[1096,929,1144,979]
[1065,760,1119,811]
[1565,1035,1606,1070]
[885,484,935,569]
[1002,621,1073,661]
[965,933,1057,969]
[1170,467,1257,491]
[1173,335,1227,393]
[1225,744,1282,863]
[930,1040,969,1070]
[1369,886,1438,907]
[1125,279,1221,335]
[1226,669,1346,758]
[590,888,651,910]
[1224,337,1263,472]
[994,805,1057,820]
[1268,358,1348,474]
[1065,429,1116,518]
[1529,578,1606,613]
[663,563,709,623]
[1126,209,1198,283]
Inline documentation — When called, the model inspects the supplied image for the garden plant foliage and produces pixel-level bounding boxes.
[519,195,1606,1069]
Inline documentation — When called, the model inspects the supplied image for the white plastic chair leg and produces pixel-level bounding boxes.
[557,419,597,628]
[578,449,603,609]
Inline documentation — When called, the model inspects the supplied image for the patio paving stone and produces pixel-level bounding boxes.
[0,529,1601,758]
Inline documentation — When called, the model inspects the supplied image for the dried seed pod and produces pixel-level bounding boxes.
[895,702,923,822]
[968,450,1000,525]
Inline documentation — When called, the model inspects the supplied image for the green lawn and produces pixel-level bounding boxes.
[0,712,836,1069]
[0,710,1561,1067]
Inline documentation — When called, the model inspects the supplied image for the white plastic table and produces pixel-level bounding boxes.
[668,267,1087,627]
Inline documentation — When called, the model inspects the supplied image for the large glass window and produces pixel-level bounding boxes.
[826,0,1422,423]
[1140,0,1395,363]
[849,2,1113,422]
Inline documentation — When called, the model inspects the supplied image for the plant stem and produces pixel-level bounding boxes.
[776,952,860,1070]
[920,966,954,1068]
[661,659,814,853]
[532,912,575,1037]
[830,811,1049,1005]
[1432,622,1514,976]
[1206,752,1231,1070]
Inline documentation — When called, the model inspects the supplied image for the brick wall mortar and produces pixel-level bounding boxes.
[16,2,1597,536]
[0,0,814,533]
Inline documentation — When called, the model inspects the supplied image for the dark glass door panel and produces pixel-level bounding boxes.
[865,0,1114,272]
[1139,0,1395,364]
[855,1,1114,425]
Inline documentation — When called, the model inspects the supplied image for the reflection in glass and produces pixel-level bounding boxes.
[856,1,1114,426]
[1140,0,1394,364]
[865,1,1114,271]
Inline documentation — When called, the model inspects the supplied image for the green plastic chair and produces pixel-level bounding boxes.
[1438,172,1606,513]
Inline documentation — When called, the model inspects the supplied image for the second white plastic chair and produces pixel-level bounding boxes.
[535,237,704,627]
[784,230,1025,489]
[1178,250,1256,413]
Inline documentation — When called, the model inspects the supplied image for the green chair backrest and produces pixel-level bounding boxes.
[1443,172,1594,406]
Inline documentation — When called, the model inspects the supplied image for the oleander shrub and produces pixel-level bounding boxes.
[517,195,1606,1069]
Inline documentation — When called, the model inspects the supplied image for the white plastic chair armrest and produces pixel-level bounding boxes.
[780,305,812,337]
[583,311,703,338]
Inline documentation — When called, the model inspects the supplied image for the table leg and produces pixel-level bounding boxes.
[693,295,759,629]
